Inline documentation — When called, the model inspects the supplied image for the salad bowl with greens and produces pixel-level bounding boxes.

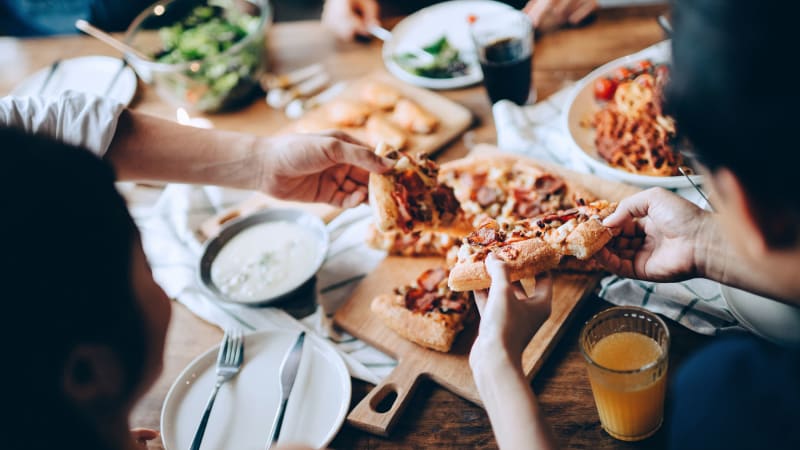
[124,0,270,112]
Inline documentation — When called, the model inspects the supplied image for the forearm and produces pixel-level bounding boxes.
[105,110,265,190]
[471,343,557,450]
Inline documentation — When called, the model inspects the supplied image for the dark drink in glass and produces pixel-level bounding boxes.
[470,9,534,105]
[479,37,532,105]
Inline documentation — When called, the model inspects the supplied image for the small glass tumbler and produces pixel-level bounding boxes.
[580,306,670,441]
[469,9,534,105]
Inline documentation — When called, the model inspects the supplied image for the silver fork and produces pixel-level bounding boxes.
[190,329,244,450]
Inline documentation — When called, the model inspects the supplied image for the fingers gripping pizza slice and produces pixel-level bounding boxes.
[448,200,617,291]
[369,143,466,233]
[371,267,472,352]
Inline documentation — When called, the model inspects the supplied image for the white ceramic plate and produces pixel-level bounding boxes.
[11,55,137,106]
[160,330,351,449]
[720,285,800,348]
[562,40,703,188]
[383,0,515,90]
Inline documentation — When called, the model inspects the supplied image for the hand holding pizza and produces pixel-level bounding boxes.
[259,131,394,208]
[470,254,553,367]
[595,187,714,282]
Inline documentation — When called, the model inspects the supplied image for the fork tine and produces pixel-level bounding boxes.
[226,330,238,366]
[217,330,230,365]
[233,329,244,366]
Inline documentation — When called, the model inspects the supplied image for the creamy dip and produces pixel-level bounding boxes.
[211,221,322,302]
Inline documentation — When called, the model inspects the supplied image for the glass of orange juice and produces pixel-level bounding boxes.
[580,306,670,441]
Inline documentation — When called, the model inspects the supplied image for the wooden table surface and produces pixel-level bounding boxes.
[1,5,714,449]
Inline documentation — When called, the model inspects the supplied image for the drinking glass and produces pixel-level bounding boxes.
[580,306,670,441]
[469,9,534,105]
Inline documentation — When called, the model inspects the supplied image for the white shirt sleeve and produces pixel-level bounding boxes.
[0,91,126,157]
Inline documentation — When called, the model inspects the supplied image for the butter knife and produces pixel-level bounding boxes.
[267,331,306,447]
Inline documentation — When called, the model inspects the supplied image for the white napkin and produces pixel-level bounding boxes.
[492,56,746,335]
[126,184,396,385]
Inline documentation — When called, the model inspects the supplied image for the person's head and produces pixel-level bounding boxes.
[667,0,800,262]
[0,128,171,449]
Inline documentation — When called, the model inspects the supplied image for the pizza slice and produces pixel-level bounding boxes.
[371,267,472,352]
[439,155,595,227]
[448,200,617,291]
[365,224,460,257]
[369,143,466,233]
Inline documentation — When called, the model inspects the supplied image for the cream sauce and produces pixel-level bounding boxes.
[211,221,321,302]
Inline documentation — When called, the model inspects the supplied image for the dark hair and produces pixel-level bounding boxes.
[666,0,800,210]
[0,128,147,449]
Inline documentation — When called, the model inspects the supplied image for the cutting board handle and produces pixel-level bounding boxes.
[346,359,422,436]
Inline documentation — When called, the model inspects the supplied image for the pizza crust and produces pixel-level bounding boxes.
[566,219,614,260]
[369,171,401,232]
[448,239,562,291]
[370,294,463,352]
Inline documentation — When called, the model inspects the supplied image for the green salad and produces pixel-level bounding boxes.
[152,0,265,112]
[394,36,469,79]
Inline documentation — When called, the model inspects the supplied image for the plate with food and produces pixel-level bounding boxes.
[382,0,516,89]
[160,329,350,449]
[283,72,472,158]
[563,40,703,188]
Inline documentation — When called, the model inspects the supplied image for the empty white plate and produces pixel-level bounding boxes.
[720,285,800,348]
[11,55,137,105]
[160,330,350,449]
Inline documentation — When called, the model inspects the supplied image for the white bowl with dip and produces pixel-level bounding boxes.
[199,209,329,306]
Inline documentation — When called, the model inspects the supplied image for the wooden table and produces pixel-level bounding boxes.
[2,5,714,449]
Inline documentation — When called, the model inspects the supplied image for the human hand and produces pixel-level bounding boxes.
[470,254,553,368]
[130,428,159,449]
[259,131,393,208]
[523,0,597,30]
[322,0,380,40]
[595,187,714,282]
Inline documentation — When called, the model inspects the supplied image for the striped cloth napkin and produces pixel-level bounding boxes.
[124,184,396,385]
[492,67,746,335]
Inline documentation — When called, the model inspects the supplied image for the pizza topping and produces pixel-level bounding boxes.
[440,297,466,313]
[417,267,448,292]
[399,170,427,196]
[431,185,461,220]
[405,287,438,313]
[533,174,566,195]
[476,186,503,207]
[399,267,470,314]
[466,221,505,246]
[493,245,520,261]
[461,171,488,192]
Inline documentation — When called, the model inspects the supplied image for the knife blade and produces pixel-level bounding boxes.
[267,331,306,447]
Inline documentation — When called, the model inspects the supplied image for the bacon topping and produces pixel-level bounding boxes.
[476,186,502,207]
[398,170,426,196]
[467,222,505,246]
[462,172,488,192]
[405,288,438,313]
[417,267,447,292]
[432,185,461,217]
[440,298,466,313]
[534,174,566,195]
[402,267,468,314]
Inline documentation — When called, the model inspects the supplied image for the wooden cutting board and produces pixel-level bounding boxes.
[334,151,640,436]
[281,71,473,157]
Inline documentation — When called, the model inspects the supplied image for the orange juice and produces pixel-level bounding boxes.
[587,332,667,441]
